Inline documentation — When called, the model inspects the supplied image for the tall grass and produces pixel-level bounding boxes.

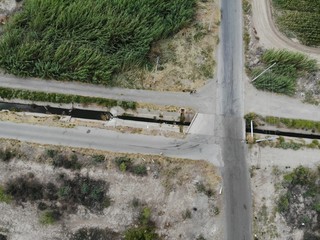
[261,49,318,73]
[0,87,137,109]
[0,0,196,84]
[252,49,317,95]
[252,69,296,95]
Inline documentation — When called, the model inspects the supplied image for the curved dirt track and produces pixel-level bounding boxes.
[252,0,320,62]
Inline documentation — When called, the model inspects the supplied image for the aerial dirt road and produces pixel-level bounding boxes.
[0,73,215,113]
[216,0,252,239]
[0,121,222,165]
[252,0,320,62]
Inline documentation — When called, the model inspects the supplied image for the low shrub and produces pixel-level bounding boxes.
[114,157,148,176]
[277,194,290,213]
[5,176,45,201]
[124,226,158,240]
[195,182,215,198]
[131,164,147,176]
[46,149,58,158]
[58,175,109,211]
[39,210,61,225]
[71,228,120,240]
[0,87,137,110]
[92,155,105,163]
[125,207,158,240]
[0,149,16,162]
[0,186,12,203]
[52,154,82,170]
[182,209,192,219]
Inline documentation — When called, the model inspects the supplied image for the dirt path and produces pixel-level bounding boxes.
[245,79,320,121]
[252,0,320,62]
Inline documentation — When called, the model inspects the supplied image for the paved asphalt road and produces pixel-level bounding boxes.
[216,0,252,239]
[0,121,221,164]
[0,73,215,113]
[0,0,252,238]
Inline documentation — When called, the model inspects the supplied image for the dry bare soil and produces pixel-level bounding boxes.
[249,144,320,240]
[0,139,223,240]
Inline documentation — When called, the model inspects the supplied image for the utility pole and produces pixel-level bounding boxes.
[155,56,160,71]
[251,62,276,82]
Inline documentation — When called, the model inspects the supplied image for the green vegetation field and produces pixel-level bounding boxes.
[272,0,320,47]
[0,0,195,84]
[251,49,317,95]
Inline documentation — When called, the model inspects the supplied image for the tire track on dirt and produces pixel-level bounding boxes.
[252,0,320,62]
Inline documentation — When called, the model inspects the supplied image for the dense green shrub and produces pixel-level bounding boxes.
[0,0,195,84]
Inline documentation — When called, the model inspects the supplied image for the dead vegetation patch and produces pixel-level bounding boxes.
[0,138,222,240]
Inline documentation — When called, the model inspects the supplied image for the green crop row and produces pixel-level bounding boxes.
[277,12,320,47]
[273,0,320,14]
[0,0,196,84]
[272,0,320,47]
[0,87,136,110]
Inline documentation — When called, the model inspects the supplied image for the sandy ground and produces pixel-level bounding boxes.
[251,0,320,62]
[249,143,320,239]
[0,139,224,240]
